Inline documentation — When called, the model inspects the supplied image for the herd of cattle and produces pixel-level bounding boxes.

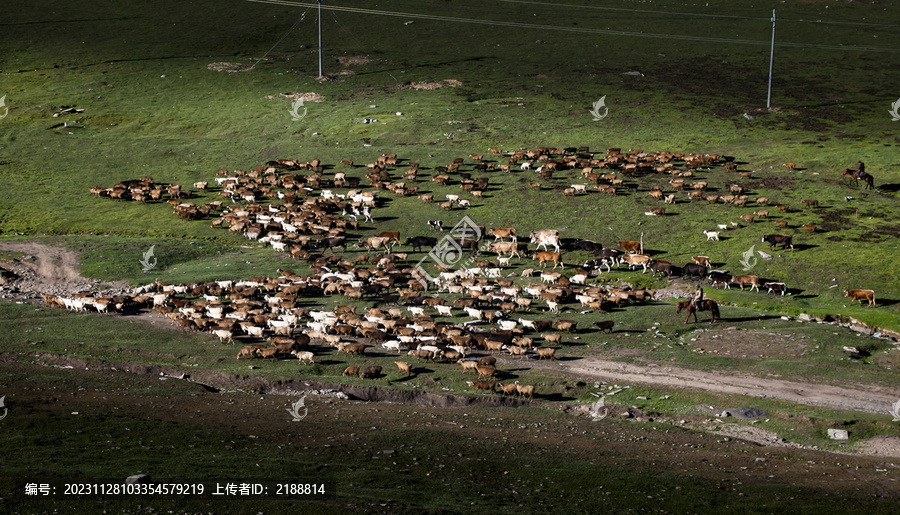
[71,146,880,394]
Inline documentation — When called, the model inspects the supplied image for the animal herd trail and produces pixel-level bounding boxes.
[521,357,897,415]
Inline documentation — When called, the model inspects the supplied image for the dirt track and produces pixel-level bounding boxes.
[524,356,897,415]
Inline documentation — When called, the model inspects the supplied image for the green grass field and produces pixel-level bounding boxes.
[2,0,900,511]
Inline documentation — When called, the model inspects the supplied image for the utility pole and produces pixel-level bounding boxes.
[767,9,775,109]
[317,0,323,78]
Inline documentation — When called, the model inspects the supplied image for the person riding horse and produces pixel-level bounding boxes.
[857,161,865,175]
[692,285,704,311]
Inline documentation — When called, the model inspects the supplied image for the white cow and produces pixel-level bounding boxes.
[530,229,561,253]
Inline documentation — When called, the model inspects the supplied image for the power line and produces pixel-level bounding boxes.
[246,0,900,54]
[493,0,900,28]
[249,7,311,71]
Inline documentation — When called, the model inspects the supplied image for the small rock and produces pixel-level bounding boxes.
[828,429,849,440]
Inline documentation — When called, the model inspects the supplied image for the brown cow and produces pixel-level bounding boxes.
[488,227,517,241]
[844,289,875,307]
[617,240,641,254]
[376,231,401,244]
[533,251,563,269]
[730,274,760,292]
[801,199,819,208]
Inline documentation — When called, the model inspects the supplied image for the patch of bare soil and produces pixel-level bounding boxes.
[207,62,252,72]
[0,241,128,297]
[691,328,806,358]
[337,55,370,67]
[398,79,462,90]
[268,92,325,102]
[855,435,900,457]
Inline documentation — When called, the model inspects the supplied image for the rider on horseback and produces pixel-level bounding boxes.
[692,285,704,311]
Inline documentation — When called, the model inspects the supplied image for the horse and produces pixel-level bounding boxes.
[843,168,874,190]
[675,299,720,324]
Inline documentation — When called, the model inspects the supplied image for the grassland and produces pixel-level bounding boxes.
[1,0,900,512]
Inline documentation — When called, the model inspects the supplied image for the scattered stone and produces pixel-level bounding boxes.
[828,429,849,440]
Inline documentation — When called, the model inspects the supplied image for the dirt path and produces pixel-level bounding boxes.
[519,357,896,415]
[0,240,128,296]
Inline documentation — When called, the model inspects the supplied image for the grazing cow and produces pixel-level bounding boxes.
[622,253,652,273]
[489,227,517,241]
[575,239,604,255]
[533,251,563,269]
[844,289,875,307]
[617,240,641,254]
[801,199,819,208]
[682,262,708,280]
[319,236,347,254]
[342,366,360,377]
[708,270,731,289]
[764,282,787,296]
[405,236,438,252]
[530,229,561,253]
[376,231,402,244]
[761,234,794,252]
[730,274,760,292]
[650,261,680,278]
[358,236,395,253]
[692,256,711,269]
[427,220,444,231]
[490,241,522,259]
